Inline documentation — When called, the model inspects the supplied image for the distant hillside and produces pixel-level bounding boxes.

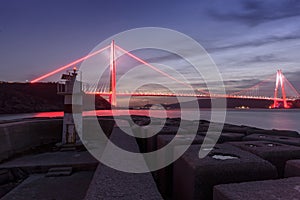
[0,82,110,114]
[167,97,300,109]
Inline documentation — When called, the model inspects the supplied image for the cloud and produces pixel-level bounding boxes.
[282,70,300,92]
[208,34,300,52]
[232,54,288,67]
[208,0,300,26]
[142,53,180,64]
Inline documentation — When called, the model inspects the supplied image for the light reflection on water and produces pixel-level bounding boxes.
[0,109,299,132]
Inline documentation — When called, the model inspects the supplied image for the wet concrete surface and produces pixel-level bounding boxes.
[1,171,94,200]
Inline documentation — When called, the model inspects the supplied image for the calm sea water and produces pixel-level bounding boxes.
[0,109,299,132]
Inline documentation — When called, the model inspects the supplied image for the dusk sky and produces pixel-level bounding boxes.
[1,0,300,94]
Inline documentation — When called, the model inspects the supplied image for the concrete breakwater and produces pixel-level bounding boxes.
[0,116,300,199]
[0,117,116,163]
[0,119,62,162]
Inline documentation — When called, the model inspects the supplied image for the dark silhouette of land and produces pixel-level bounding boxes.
[0,82,110,114]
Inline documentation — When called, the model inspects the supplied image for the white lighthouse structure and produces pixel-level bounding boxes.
[57,67,82,144]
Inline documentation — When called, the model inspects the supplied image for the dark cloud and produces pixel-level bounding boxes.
[209,0,300,26]
[238,54,287,65]
[142,53,180,64]
[208,34,300,52]
[247,54,285,63]
[225,78,261,85]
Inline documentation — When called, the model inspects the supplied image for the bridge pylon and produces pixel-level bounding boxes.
[109,40,117,108]
[272,69,288,108]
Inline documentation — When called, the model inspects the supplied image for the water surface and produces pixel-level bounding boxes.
[0,109,299,132]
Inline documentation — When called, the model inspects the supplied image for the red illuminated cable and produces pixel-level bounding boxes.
[30,45,110,83]
[229,74,276,96]
[115,45,196,90]
[282,75,300,97]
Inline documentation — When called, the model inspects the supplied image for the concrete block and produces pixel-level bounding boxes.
[229,141,300,177]
[214,177,300,200]
[199,132,245,144]
[131,124,152,153]
[0,169,9,185]
[0,119,62,162]
[244,134,300,147]
[173,144,277,200]
[133,125,188,153]
[156,134,213,198]
[246,128,300,138]
[0,127,13,161]
[46,167,72,177]
[222,125,248,134]
[82,118,115,141]
[285,159,300,177]
[148,126,188,152]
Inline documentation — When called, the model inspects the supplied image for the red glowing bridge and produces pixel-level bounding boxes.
[31,41,300,109]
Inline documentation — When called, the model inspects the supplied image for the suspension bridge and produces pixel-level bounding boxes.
[30,41,300,109]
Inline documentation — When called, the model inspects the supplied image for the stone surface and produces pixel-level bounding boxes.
[213,177,300,200]
[285,159,300,177]
[1,171,94,200]
[229,141,300,177]
[85,121,163,200]
[244,134,300,147]
[46,167,73,177]
[85,164,163,200]
[173,144,277,200]
[0,151,98,173]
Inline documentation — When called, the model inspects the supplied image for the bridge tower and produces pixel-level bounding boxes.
[57,67,82,144]
[109,40,117,108]
[273,69,288,108]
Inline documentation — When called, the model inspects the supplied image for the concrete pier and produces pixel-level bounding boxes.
[84,120,163,200]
